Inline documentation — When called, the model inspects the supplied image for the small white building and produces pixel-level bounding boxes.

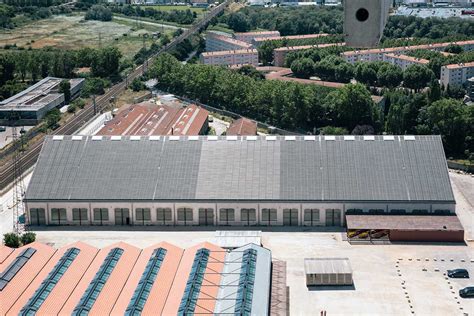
[24,135,456,227]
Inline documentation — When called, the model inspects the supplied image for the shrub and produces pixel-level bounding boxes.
[20,232,36,245]
[3,233,20,248]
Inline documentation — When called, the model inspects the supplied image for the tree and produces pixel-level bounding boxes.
[376,63,403,88]
[351,124,375,135]
[445,44,463,54]
[3,233,20,248]
[428,79,441,102]
[20,232,36,245]
[403,64,434,91]
[291,58,314,79]
[130,78,146,91]
[334,63,354,83]
[416,99,472,156]
[319,126,348,135]
[59,79,71,104]
[355,63,377,86]
[85,5,112,21]
[324,83,377,130]
[227,12,250,32]
[44,108,61,130]
[236,65,264,80]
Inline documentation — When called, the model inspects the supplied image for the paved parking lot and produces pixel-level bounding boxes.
[395,255,474,315]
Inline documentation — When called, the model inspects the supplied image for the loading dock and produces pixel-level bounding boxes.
[346,215,465,242]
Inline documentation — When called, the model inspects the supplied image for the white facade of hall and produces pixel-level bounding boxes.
[26,201,455,227]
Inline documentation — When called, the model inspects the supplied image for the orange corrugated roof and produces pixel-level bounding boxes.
[59,242,140,315]
[110,242,183,315]
[161,242,225,315]
[0,245,15,265]
[1,242,55,315]
[97,102,209,136]
[227,118,257,136]
[37,242,99,315]
[141,242,184,315]
[88,242,141,315]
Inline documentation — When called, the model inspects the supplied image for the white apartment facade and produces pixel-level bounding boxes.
[234,31,281,44]
[200,49,259,66]
[440,62,474,87]
[205,32,252,52]
[382,53,429,70]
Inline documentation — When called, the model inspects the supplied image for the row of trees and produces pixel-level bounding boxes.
[151,54,473,157]
[220,6,473,40]
[109,4,196,25]
[289,54,435,90]
[258,34,344,65]
[0,47,122,100]
[151,54,380,133]
[2,0,66,6]
[384,91,473,157]
[85,4,112,21]
[221,6,343,35]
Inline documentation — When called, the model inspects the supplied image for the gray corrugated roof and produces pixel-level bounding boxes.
[214,243,271,315]
[25,135,455,203]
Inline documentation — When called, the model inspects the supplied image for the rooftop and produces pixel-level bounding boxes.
[443,61,474,70]
[346,215,464,231]
[26,135,454,203]
[206,32,252,48]
[235,30,280,36]
[97,102,209,136]
[384,53,429,64]
[342,40,474,56]
[253,33,330,42]
[201,49,258,57]
[0,242,271,316]
[304,258,352,274]
[274,42,345,52]
[226,117,257,136]
[0,77,84,111]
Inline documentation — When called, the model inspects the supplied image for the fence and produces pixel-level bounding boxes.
[176,96,303,136]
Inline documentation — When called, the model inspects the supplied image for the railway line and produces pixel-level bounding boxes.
[0,0,231,191]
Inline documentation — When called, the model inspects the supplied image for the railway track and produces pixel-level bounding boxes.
[0,0,230,191]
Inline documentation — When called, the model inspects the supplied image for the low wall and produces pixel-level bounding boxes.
[390,230,464,242]
[447,160,474,173]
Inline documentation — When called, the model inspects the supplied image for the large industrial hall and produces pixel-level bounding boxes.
[0,241,271,316]
[24,135,457,230]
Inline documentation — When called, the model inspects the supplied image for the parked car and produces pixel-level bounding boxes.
[448,269,469,278]
[459,287,474,298]
[0,126,6,132]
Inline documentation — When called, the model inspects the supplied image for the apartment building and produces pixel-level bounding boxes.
[234,30,281,44]
[382,53,429,70]
[440,62,474,87]
[252,33,330,47]
[205,32,252,52]
[200,49,259,66]
[273,43,345,67]
[342,40,474,63]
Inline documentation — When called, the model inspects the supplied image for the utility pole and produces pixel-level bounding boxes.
[8,111,26,235]
[93,94,97,115]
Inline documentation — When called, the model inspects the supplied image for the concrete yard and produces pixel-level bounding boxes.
[32,228,474,315]
[5,171,474,315]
